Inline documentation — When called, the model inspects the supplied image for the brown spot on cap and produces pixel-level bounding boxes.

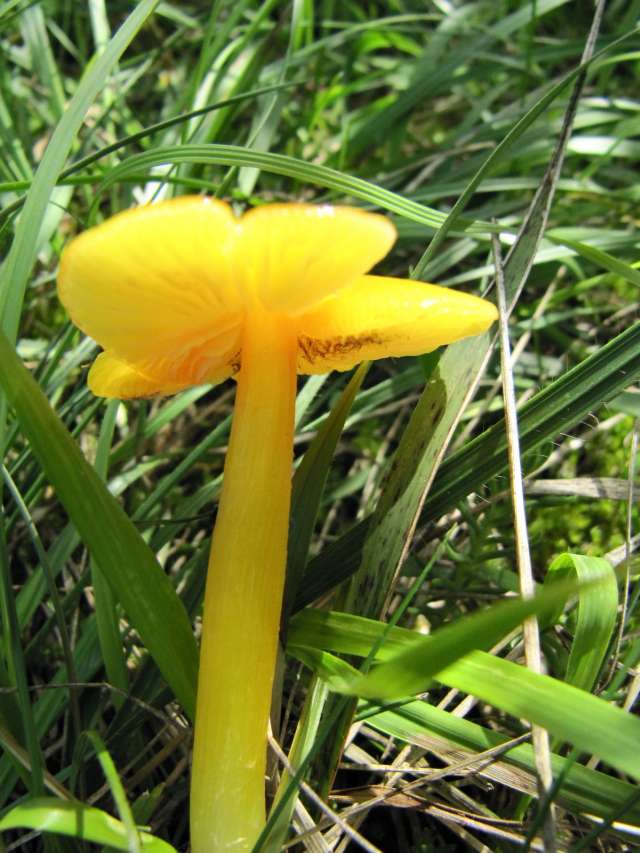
[298,333,385,364]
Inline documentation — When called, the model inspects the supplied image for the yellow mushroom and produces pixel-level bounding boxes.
[57,197,498,852]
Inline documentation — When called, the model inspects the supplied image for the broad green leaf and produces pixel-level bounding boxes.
[342,338,490,621]
[0,328,198,719]
[0,797,176,852]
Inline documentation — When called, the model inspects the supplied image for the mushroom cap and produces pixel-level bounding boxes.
[57,197,497,398]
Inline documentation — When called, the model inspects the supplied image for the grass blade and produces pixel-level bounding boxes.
[300,320,640,604]
[92,400,129,700]
[289,607,640,781]
[366,699,640,825]
[0,328,198,719]
[283,363,368,626]
[0,0,160,343]
[90,144,497,234]
[0,797,176,852]
[546,554,618,693]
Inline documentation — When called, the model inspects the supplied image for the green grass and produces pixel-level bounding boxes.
[1,1,639,850]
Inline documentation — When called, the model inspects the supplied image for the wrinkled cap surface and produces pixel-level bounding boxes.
[57,197,497,397]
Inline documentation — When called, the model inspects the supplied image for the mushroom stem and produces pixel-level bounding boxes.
[190,310,297,852]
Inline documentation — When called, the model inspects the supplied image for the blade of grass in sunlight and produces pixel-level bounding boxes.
[545,554,618,693]
[0,797,177,852]
[547,235,640,289]
[0,82,302,222]
[288,606,640,781]
[0,0,160,343]
[289,576,574,700]
[86,730,140,853]
[89,144,496,234]
[412,25,640,277]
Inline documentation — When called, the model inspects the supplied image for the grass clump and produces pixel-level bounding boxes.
[1,2,639,851]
